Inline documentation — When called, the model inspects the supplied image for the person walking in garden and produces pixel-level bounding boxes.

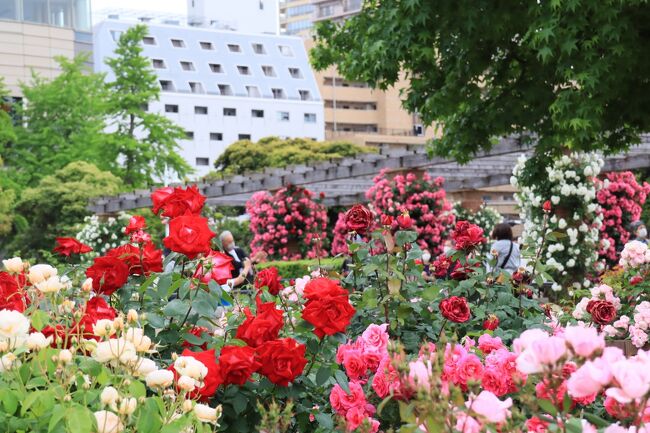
[630,220,648,244]
[486,223,521,274]
[219,230,254,288]
[421,249,435,282]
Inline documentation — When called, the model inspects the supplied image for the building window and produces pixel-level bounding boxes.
[224,108,237,116]
[285,20,312,34]
[246,86,261,98]
[227,43,241,52]
[195,106,208,115]
[152,59,165,69]
[180,61,195,71]
[237,65,251,75]
[210,132,223,141]
[278,111,290,122]
[189,82,204,94]
[261,65,276,77]
[110,30,123,41]
[288,67,303,79]
[238,134,251,140]
[298,90,312,101]
[185,131,194,139]
[171,38,186,48]
[218,84,233,96]
[199,41,214,50]
[278,45,293,56]
[159,80,175,91]
[165,104,179,113]
[209,63,223,73]
[286,4,315,17]
[195,157,209,166]
[304,113,317,123]
[252,43,266,54]
[272,88,286,99]
[251,109,264,118]
[143,36,156,45]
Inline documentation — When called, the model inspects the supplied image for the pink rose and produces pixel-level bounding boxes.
[567,360,613,398]
[481,367,509,397]
[342,349,368,382]
[478,334,505,354]
[564,325,605,358]
[467,391,512,424]
[361,324,389,354]
[606,360,650,403]
[512,329,549,354]
[454,354,484,389]
[329,381,366,415]
[408,360,432,390]
[455,412,482,433]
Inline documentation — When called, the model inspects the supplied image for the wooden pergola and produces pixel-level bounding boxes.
[89,135,650,214]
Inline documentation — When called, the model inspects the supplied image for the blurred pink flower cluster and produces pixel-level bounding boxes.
[246,185,328,260]
[364,170,455,254]
[596,172,650,263]
[619,240,650,269]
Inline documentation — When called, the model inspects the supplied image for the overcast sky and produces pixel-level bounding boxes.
[92,0,186,23]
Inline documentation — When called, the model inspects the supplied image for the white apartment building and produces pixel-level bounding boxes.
[187,0,279,35]
[93,18,324,179]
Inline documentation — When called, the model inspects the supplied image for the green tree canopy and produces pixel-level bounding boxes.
[10,161,122,255]
[104,24,191,187]
[5,55,111,186]
[211,136,374,177]
[311,1,650,165]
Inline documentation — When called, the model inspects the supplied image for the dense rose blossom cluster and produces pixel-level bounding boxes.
[512,152,604,290]
[365,170,455,254]
[619,240,650,269]
[430,221,485,281]
[573,284,621,325]
[596,172,650,264]
[246,185,328,260]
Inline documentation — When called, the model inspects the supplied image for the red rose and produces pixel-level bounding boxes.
[235,301,284,347]
[0,272,27,312]
[219,345,261,385]
[53,237,92,257]
[439,296,471,323]
[107,242,163,276]
[254,267,283,295]
[344,204,373,234]
[302,278,356,338]
[630,275,644,286]
[380,214,394,227]
[170,348,222,400]
[151,185,205,218]
[450,262,479,281]
[543,200,552,213]
[396,212,413,229]
[526,417,549,433]
[483,315,499,331]
[183,326,209,350]
[85,256,129,295]
[163,215,215,259]
[194,250,234,286]
[256,338,308,386]
[586,299,617,325]
[432,255,454,278]
[451,221,486,251]
[75,296,117,339]
[125,215,146,234]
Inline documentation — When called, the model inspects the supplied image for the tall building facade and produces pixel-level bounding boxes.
[311,0,362,24]
[0,0,93,98]
[279,0,314,36]
[93,19,324,179]
[187,0,279,35]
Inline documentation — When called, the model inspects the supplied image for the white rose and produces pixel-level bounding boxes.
[177,375,196,392]
[93,320,116,338]
[0,353,18,372]
[117,397,137,415]
[36,276,64,294]
[27,264,57,285]
[100,386,119,406]
[126,309,138,323]
[26,332,51,350]
[193,403,220,424]
[94,410,124,433]
[558,219,567,229]
[551,196,560,205]
[135,357,157,377]
[2,257,23,274]
[173,356,208,381]
[124,328,152,352]
[58,349,73,364]
[0,309,30,341]
[82,278,94,292]
[145,369,174,388]
[93,339,137,364]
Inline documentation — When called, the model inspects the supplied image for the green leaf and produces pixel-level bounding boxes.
[314,413,333,430]
[48,404,66,432]
[334,369,350,393]
[128,380,146,398]
[0,389,18,415]
[163,299,188,318]
[582,413,610,428]
[231,393,248,415]
[538,399,557,416]
[30,309,50,331]
[65,405,94,433]
[136,398,163,433]
[315,366,331,386]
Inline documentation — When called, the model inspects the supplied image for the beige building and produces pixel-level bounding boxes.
[0,0,93,99]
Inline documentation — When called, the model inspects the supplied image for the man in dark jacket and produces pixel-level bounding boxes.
[219,230,253,287]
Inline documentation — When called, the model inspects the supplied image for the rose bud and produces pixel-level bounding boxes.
[542,200,552,213]
[397,211,413,230]
[380,214,394,227]
[482,315,499,331]
[630,275,643,285]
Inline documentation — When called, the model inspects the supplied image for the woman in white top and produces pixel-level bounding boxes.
[487,223,520,274]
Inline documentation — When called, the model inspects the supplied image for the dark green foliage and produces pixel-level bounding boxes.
[212,136,375,176]
[311,1,650,163]
[257,257,345,280]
